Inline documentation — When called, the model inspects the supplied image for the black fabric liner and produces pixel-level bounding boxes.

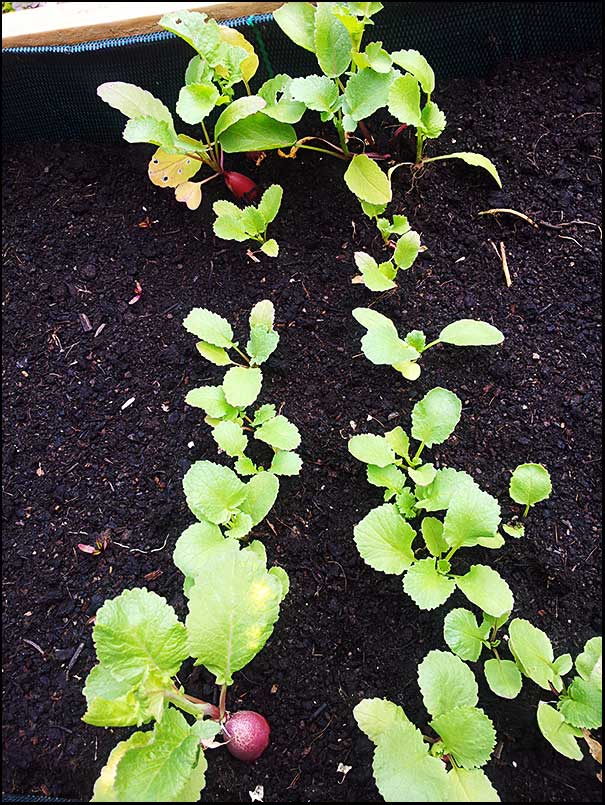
[2,1,602,143]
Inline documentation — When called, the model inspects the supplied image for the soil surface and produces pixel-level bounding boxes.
[2,50,602,803]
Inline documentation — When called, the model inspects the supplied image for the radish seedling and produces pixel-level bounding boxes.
[84,538,289,801]
[387,49,501,185]
[98,12,297,213]
[352,308,504,379]
[443,609,602,762]
[352,222,421,291]
[349,387,514,614]
[354,650,500,801]
[182,301,301,543]
[213,184,283,256]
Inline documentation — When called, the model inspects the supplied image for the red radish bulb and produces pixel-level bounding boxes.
[224,710,270,762]
[223,171,259,202]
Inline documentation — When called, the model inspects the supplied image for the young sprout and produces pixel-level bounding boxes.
[212,184,283,257]
[352,308,504,380]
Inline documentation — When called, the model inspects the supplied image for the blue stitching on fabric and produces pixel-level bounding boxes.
[2,13,274,54]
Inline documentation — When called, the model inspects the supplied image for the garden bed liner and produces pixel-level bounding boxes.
[2,49,602,803]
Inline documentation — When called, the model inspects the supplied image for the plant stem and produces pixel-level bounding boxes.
[412,441,425,464]
[522,503,530,518]
[422,339,441,351]
[416,132,424,164]
[444,546,458,562]
[218,683,228,720]
[166,689,220,720]
[231,345,250,365]
[296,143,349,161]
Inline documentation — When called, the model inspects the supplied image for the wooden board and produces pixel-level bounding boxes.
[2,2,282,48]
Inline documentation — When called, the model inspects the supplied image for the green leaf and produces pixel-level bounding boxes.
[255,415,301,451]
[313,2,352,77]
[373,720,452,802]
[268,565,290,600]
[446,767,500,802]
[537,702,583,761]
[443,486,501,549]
[424,152,502,188]
[456,565,514,618]
[411,387,462,447]
[393,230,421,269]
[353,698,408,744]
[112,708,209,802]
[234,456,259,476]
[576,636,602,690]
[390,49,435,95]
[92,589,188,686]
[354,503,415,574]
[185,55,214,86]
[407,462,436,487]
[241,206,267,237]
[439,319,504,347]
[195,341,232,366]
[186,539,285,684]
[225,511,254,540]
[403,558,455,610]
[247,326,280,364]
[343,68,393,123]
[218,112,297,153]
[173,521,225,581]
[241,472,280,526]
[270,450,303,476]
[559,678,602,729]
[92,730,151,802]
[183,308,233,348]
[415,468,480,512]
[418,650,478,717]
[185,385,237,420]
[97,82,173,124]
[183,460,247,524]
[421,516,448,557]
[222,366,263,407]
[352,307,418,365]
[344,155,392,205]
[395,487,417,519]
[212,420,247,457]
[214,95,266,138]
[508,618,560,691]
[360,199,388,218]
[289,74,339,113]
[502,522,525,538]
[384,426,413,463]
[123,118,178,150]
[258,74,306,123]
[252,403,276,426]
[484,659,523,699]
[443,608,490,662]
[176,83,220,124]
[509,463,552,507]
[367,464,406,493]
[348,434,395,467]
[420,101,447,139]
[160,10,220,59]
[83,664,162,728]
[430,706,496,769]
[354,252,396,292]
[273,2,317,52]
[553,653,574,677]
[213,212,248,242]
[360,40,392,73]
[257,184,283,225]
[387,74,422,127]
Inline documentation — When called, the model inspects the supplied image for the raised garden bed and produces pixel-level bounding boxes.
[2,41,602,804]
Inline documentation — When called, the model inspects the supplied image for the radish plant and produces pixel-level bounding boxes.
[443,610,602,762]
[352,308,504,380]
[98,11,298,212]
[213,184,283,256]
[387,49,501,184]
[83,538,289,801]
[354,650,500,801]
[351,219,421,291]
[502,462,552,537]
[349,387,514,615]
[182,301,301,543]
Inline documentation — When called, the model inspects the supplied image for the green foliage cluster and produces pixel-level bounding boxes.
[82,302,298,801]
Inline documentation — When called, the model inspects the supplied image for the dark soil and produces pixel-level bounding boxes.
[2,50,602,803]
